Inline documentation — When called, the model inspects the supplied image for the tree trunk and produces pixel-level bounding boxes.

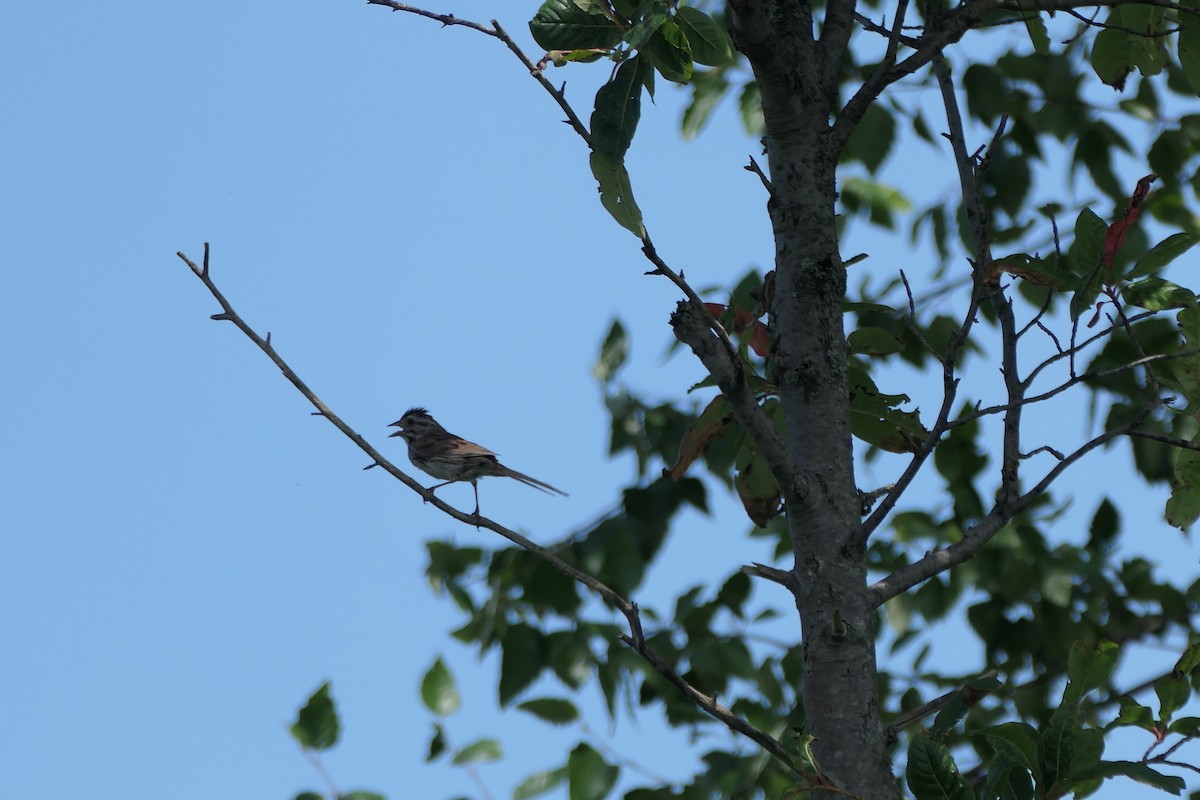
[732,1,895,795]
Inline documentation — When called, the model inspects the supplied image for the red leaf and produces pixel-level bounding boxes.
[748,322,772,357]
[1103,173,1158,282]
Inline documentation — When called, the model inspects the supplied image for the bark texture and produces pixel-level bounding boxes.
[731,0,895,795]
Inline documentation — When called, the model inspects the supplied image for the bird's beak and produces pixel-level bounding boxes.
[388,429,405,438]
[388,419,404,427]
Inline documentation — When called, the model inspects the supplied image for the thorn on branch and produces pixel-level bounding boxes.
[202,242,210,276]
[211,312,232,322]
[363,462,380,471]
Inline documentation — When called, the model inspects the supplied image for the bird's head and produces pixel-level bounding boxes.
[388,407,441,441]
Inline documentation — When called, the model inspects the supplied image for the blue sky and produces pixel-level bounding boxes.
[4,2,1198,799]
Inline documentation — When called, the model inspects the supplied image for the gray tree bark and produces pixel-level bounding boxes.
[731,1,896,796]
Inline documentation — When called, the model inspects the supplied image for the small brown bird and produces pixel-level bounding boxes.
[388,407,567,516]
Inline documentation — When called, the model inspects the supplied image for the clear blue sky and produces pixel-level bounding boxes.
[3,2,1197,798]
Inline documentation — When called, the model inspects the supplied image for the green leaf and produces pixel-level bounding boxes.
[848,367,928,453]
[1180,9,1200,94]
[500,623,546,706]
[1069,208,1109,320]
[738,81,764,136]
[1160,448,1200,526]
[1066,640,1119,698]
[567,743,620,800]
[514,767,569,800]
[517,697,580,725]
[1171,307,1200,411]
[1072,761,1185,795]
[843,104,896,172]
[841,177,911,228]
[452,737,503,765]
[1090,10,1139,90]
[420,657,461,716]
[1023,14,1051,55]
[341,793,386,800]
[294,793,324,800]
[1168,715,1200,736]
[529,0,622,50]
[1175,641,1200,675]
[1065,728,1104,781]
[1088,498,1120,550]
[675,7,734,66]
[681,70,728,140]
[1127,232,1200,280]
[593,318,628,382]
[978,722,1042,784]
[290,682,340,751]
[929,693,971,741]
[906,733,973,800]
[1155,674,1191,720]
[643,19,693,84]
[1121,277,1197,310]
[591,57,645,161]
[589,152,645,237]
[848,327,906,356]
[427,723,447,762]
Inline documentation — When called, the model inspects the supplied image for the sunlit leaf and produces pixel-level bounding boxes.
[452,737,503,765]
[675,6,735,66]
[530,0,622,50]
[420,657,461,716]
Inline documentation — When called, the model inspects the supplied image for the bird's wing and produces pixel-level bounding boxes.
[413,435,497,459]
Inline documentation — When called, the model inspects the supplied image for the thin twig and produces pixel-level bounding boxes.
[364,2,591,145]
[744,155,773,194]
[951,346,1200,428]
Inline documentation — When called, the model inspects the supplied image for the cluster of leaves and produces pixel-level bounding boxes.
[991,174,1200,526]
[906,641,1200,799]
[530,0,736,236]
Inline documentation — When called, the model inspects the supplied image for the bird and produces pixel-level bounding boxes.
[388,407,567,516]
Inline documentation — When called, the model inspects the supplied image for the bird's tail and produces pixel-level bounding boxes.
[496,465,568,497]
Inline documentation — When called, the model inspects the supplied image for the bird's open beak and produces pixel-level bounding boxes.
[388,429,405,438]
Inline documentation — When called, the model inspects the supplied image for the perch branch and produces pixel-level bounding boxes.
[175,243,797,775]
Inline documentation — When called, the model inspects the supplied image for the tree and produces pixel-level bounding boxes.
[176,0,1200,798]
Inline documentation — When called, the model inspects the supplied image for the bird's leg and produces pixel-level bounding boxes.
[471,481,481,517]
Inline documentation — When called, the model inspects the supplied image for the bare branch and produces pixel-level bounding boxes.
[884,672,997,740]
[365,2,591,145]
[834,0,912,145]
[176,244,798,774]
[744,155,774,195]
[1128,429,1200,452]
[952,345,1200,428]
